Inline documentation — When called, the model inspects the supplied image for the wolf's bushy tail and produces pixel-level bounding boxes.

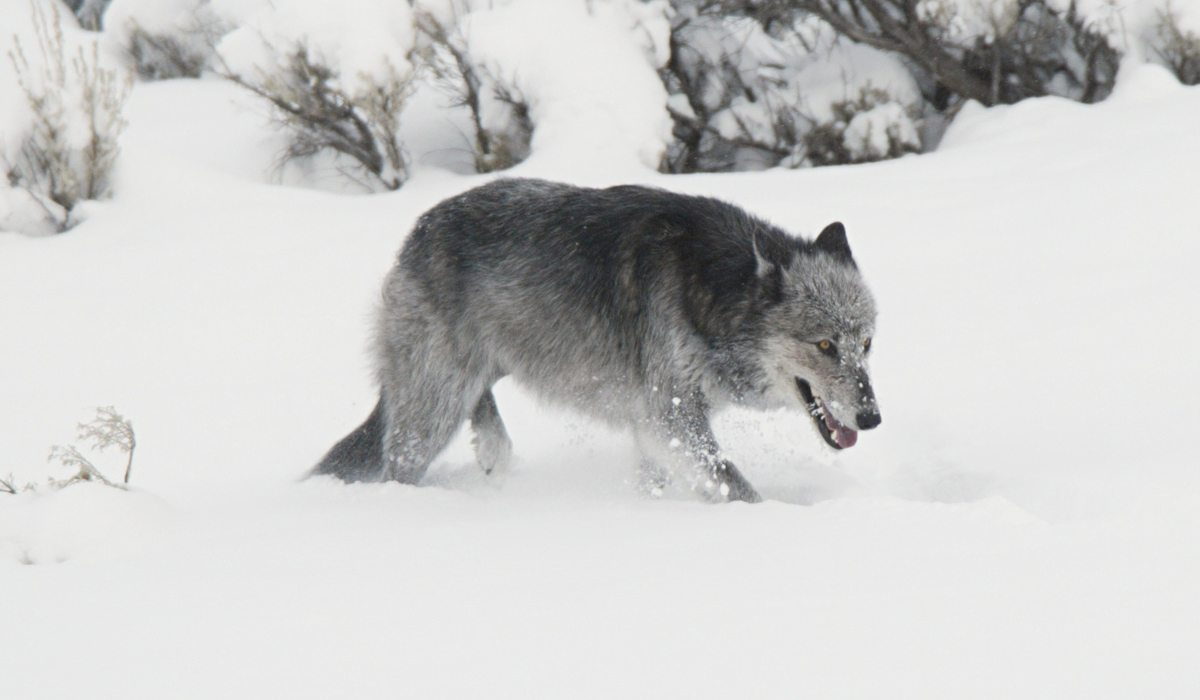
[310,399,386,482]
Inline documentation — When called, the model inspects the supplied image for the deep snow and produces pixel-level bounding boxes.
[1,40,1200,700]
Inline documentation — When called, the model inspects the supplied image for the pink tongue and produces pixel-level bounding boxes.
[822,404,858,448]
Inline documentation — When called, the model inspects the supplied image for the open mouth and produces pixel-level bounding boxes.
[795,378,857,450]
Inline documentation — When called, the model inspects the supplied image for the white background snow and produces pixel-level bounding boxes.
[2,0,1199,697]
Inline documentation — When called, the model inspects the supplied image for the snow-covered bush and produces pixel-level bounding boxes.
[416,0,673,174]
[64,0,111,31]
[803,87,920,165]
[414,5,533,172]
[750,0,1121,106]
[4,1,130,233]
[661,0,921,171]
[661,2,798,172]
[217,0,417,190]
[126,27,207,79]
[660,0,1125,170]
[446,0,672,174]
[1149,2,1200,84]
[103,0,230,80]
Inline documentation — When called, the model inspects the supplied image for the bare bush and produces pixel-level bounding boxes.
[745,0,1121,107]
[125,12,228,81]
[1,407,136,495]
[47,444,121,488]
[46,406,136,488]
[414,9,532,173]
[1150,2,1200,85]
[127,26,206,79]
[5,1,131,233]
[65,0,112,31]
[77,406,136,483]
[659,2,808,172]
[0,473,31,495]
[661,1,921,171]
[222,43,414,191]
[482,82,533,171]
[661,0,1122,171]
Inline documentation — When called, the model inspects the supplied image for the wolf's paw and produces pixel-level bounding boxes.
[697,479,760,503]
[473,429,512,477]
[478,449,511,477]
[635,458,671,499]
[713,460,761,504]
[723,479,762,503]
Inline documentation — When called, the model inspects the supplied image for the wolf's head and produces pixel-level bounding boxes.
[756,222,880,449]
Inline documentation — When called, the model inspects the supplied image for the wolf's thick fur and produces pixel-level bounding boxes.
[312,179,880,502]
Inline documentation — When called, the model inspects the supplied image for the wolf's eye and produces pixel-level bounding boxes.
[817,340,837,357]
[863,338,872,353]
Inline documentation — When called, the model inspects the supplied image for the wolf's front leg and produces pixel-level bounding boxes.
[710,458,760,503]
[638,391,761,504]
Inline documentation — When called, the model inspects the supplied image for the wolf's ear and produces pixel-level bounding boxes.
[752,234,785,303]
[752,234,774,278]
[815,222,853,262]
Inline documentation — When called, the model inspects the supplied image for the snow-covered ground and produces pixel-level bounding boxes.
[3,15,1200,697]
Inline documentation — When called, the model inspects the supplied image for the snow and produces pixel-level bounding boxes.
[668,7,922,167]
[216,0,416,93]
[0,0,131,233]
[462,0,673,174]
[102,0,210,41]
[2,2,1200,697]
[792,39,923,124]
[842,102,920,159]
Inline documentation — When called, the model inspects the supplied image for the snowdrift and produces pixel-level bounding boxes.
[0,1,1198,695]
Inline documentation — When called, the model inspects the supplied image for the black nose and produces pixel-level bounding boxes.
[856,410,881,430]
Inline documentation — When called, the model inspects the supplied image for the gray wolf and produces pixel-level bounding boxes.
[311,179,880,502]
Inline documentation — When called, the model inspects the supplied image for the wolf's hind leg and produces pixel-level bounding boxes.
[378,347,486,485]
[471,388,512,475]
[381,392,467,485]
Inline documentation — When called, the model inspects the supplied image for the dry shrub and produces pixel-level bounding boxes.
[223,44,414,191]
[1151,2,1200,85]
[751,0,1121,106]
[5,1,131,233]
[125,10,229,81]
[414,8,532,173]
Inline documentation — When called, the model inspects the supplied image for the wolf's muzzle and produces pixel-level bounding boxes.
[855,410,881,430]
